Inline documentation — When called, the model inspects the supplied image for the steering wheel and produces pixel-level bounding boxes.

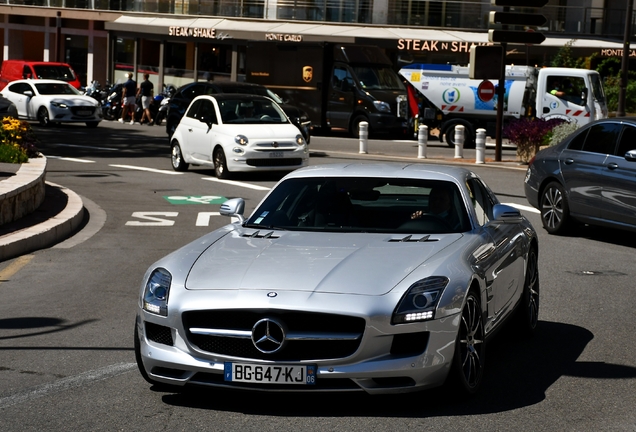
[260,115,272,120]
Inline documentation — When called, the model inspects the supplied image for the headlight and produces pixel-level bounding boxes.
[392,276,449,324]
[373,100,391,113]
[235,135,248,145]
[295,134,306,146]
[142,268,171,316]
[51,102,68,109]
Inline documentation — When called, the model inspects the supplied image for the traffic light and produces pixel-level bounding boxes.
[489,0,547,45]
[469,45,503,80]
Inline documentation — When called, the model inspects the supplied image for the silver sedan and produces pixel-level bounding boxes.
[135,163,539,395]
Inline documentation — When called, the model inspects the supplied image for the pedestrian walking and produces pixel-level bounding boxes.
[138,73,154,125]
[118,72,138,124]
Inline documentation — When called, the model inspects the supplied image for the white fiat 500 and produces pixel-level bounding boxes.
[0,79,102,127]
[169,94,308,178]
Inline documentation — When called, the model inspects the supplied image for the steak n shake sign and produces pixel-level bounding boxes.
[169,26,216,38]
[397,39,492,53]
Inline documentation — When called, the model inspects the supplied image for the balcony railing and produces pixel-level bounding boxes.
[2,0,634,40]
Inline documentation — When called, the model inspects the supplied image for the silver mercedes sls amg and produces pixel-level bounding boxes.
[135,163,539,395]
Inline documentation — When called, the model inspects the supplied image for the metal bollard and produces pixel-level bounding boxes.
[454,125,464,159]
[359,121,368,154]
[475,128,486,164]
[418,124,428,159]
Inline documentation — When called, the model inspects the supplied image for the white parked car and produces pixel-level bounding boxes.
[170,94,308,178]
[0,79,102,127]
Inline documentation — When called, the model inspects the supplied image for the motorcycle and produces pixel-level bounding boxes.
[153,84,176,126]
[102,82,123,121]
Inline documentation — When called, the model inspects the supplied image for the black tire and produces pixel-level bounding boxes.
[515,246,540,337]
[444,121,474,148]
[214,147,230,179]
[447,290,485,396]
[38,107,51,127]
[166,118,178,138]
[154,113,163,126]
[540,181,570,234]
[103,110,115,121]
[86,121,99,128]
[170,141,189,172]
[349,115,369,139]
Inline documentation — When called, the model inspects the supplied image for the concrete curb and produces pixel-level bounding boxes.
[0,181,85,261]
[0,156,47,225]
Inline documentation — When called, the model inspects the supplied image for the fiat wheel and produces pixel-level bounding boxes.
[170,141,189,172]
[214,147,230,179]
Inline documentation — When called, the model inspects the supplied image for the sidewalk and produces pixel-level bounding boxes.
[0,156,85,262]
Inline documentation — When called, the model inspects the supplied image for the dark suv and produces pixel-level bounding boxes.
[165,81,311,143]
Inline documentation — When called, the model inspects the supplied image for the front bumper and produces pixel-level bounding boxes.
[226,143,309,173]
[136,307,460,394]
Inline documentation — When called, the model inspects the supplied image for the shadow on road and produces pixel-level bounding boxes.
[158,321,636,416]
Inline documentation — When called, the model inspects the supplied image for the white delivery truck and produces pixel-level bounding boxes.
[399,64,608,147]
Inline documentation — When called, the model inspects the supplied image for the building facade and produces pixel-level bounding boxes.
[1,0,634,91]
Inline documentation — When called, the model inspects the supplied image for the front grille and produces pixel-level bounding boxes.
[247,158,303,167]
[182,309,365,361]
[70,106,96,116]
[145,321,174,346]
[190,372,361,391]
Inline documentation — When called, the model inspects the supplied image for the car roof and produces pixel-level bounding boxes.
[199,93,273,102]
[8,79,72,85]
[281,162,477,183]
[178,81,267,93]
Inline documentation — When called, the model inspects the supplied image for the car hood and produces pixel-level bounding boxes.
[38,95,98,106]
[217,123,301,138]
[185,229,461,295]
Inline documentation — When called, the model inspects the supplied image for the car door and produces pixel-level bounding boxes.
[185,98,218,162]
[558,122,621,219]
[467,178,523,323]
[5,82,34,118]
[326,64,355,129]
[600,124,636,227]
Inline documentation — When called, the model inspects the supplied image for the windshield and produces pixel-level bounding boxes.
[33,65,76,82]
[353,66,406,91]
[35,82,80,95]
[218,97,289,124]
[245,177,470,234]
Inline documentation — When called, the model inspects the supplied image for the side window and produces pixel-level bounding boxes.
[466,179,495,227]
[616,125,636,157]
[581,123,621,155]
[567,128,588,151]
[185,100,202,119]
[199,99,217,123]
[332,66,353,91]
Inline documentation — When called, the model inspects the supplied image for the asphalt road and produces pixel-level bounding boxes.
[0,120,635,431]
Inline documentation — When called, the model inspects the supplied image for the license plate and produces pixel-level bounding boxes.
[269,151,284,158]
[77,110,91,116]
[224,363,316,385]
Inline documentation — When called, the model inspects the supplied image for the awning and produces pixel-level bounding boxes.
[105,15,625,51]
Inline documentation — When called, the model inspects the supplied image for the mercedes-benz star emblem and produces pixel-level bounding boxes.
[252,318,285,354]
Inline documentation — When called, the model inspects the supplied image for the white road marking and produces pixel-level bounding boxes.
[44,155,95,163]
[202,177,271,191]
[0,362,137,409]
[48,143,120,151]
[126,212,179,226]
[196,212,221,226]
[503,202,540,214]
[110,164,183,175]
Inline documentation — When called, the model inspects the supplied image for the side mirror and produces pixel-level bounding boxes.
[625,149,636,162]
[220,198,246,223]
[492,204,523,223]
[23,90,33,97]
